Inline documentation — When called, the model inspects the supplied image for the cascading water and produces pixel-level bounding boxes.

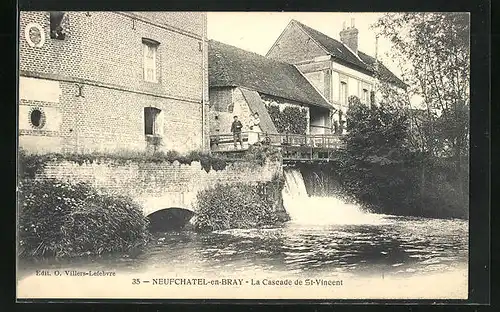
[282,168,389,225]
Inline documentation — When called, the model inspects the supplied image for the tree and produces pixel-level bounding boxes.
[335,101,415,214]
[373,13,469,153]
[372,13,470,204]
[333,101,467,218]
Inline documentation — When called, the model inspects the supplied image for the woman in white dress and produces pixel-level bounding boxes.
[248,112,261,145]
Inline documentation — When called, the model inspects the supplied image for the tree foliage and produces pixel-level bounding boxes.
[266,104,308,135]
[372,12,470,159]
[333,102,467,218]
[371,12,470,207]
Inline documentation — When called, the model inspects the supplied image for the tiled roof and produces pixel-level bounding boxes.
[208,39,333,109]
[292,20,407,90]
[357,52,407,90]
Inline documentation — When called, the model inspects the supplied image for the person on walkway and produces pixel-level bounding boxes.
[231,115,243,149]
[248,112,261,145]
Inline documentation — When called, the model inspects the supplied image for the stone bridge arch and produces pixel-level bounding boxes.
[146,207,195,232]
[139,192,197,217]
[139,192,197,232]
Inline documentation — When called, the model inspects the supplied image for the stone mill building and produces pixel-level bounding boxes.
[19,11,210,154]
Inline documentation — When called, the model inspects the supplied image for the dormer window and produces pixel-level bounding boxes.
[142,38,160,83]
[49,12,66,40]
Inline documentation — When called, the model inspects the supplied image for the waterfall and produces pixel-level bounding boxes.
[282,168,388,226]
[283,168,309,198]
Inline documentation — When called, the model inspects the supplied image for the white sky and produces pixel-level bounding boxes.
[206,12,402,78]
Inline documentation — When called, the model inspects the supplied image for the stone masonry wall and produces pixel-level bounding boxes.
[36,159,282,216]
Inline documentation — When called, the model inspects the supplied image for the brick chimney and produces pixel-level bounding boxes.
[339,18,359,55]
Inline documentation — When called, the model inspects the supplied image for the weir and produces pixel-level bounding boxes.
[282,168,387,225]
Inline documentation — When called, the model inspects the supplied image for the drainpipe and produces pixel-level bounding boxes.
[200,13,207,152]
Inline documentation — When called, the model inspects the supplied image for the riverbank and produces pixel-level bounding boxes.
[17,178,151,258]
[17,175,289,258]
[297,162,468,220]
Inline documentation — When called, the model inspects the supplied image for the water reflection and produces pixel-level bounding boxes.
[18,215,468,280]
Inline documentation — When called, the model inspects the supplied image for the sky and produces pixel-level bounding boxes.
[206,12,402,78]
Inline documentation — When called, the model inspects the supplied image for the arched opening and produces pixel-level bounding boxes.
[146,207,195,232]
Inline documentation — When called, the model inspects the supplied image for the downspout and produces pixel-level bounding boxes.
[201,13,207,151]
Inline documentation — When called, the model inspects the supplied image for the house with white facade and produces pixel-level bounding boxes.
[266,19,406,129]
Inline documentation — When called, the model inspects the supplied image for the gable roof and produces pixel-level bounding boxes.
[208,39,333,109]
[357,52,407,90]
[290,20,407,90]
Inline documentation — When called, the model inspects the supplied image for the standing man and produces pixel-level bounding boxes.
[231,115,243,149]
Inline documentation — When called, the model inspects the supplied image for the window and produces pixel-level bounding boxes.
[144,107,163,136]
[49,12,66,40]
[340,81,348,106]
[29,108,45,129]
[142,39,159,82]
[363,89,369,104]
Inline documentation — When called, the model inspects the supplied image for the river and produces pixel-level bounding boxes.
[17,170,469,299]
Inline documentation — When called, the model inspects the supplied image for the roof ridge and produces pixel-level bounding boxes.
[291,20,331,57]
[272,21,406,89]
[339,41,366,64]
[292,19,373,66]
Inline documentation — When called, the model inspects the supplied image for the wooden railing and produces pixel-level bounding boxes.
[209,132,249,146]
[265,133,342,149]
[209,132,343,150]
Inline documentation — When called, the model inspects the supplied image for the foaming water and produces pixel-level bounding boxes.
[282,169,389,226]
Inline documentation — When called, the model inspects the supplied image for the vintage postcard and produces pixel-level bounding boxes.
[17,11,470,300]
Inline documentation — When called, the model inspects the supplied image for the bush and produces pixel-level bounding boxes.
[17,179,151,258]
[244,144,282,165]
[194,178,289,232]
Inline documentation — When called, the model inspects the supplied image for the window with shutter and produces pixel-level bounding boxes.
[142,39,159,82]
[49,12,66,40]
[144,107,162,136]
